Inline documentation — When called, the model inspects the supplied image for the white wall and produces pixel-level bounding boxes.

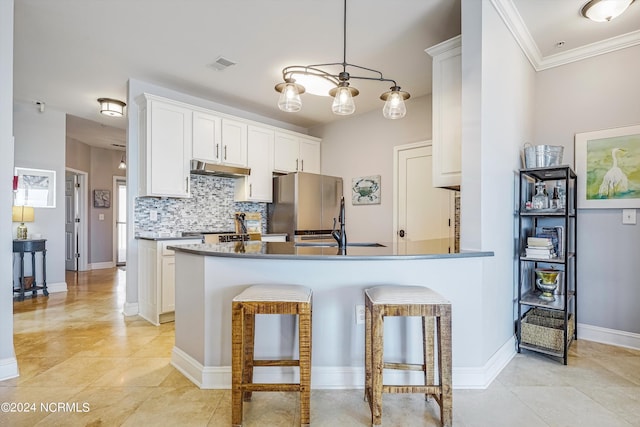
[0,0,17,380]
[534,45,640,335]
[13,101,67,289]
[479,1,536,361]
[310,95,431,243]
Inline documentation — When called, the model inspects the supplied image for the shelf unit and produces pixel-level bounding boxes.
[516,166,577,364]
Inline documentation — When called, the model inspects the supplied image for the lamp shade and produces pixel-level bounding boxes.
[98,98,126,117]
[12,206,34,222]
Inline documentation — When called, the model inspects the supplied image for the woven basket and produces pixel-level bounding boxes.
[21,276,34,290]
[521,308,574,351]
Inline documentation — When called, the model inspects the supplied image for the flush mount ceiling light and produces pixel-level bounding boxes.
[274,0,410,119]
[98,98,126,117]
[581,0,635,22]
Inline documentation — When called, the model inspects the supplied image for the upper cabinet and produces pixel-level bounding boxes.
[192,110,221,163]
[138,93,321,199]
[426,35,461,189]
[138,94,192,198]
[221,118,248,167]
[235,125,274,202]
[192,112,247,167]
[274,132,321,174]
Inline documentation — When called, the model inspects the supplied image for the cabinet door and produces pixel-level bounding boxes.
[274,132,300,173]
[221,119,248,166]
[236,126,274,202]
[299,138,320,174]
[146,99,192,197]
[427,36,461,188]
[161,256,175,313]
[192,111,222,162]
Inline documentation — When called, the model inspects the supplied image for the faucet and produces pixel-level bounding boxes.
[332,196,347,249]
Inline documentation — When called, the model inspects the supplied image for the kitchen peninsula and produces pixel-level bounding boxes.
[169,241,500,389]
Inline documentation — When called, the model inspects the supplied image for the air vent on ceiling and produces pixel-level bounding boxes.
[209,56,237,71]
[111,143,126,148]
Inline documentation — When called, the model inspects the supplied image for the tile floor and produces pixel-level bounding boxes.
[2,268,639,426]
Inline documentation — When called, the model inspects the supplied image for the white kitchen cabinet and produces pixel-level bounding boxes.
[138,94,192,197]
[426,35,461,189]
[221,118,248,167]
[138,238,200,325]
[236,125,274,202]
[274,132,321,174]
[192,110,222,162]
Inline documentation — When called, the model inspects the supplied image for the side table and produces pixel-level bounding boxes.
[13,239,48,301]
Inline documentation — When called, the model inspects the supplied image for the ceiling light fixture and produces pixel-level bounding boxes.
[581,0,635,22]
[118,154,126,170]
[274,0,410,119]
[98,98,126,117]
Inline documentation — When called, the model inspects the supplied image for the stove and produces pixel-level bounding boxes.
[181,231,249,244]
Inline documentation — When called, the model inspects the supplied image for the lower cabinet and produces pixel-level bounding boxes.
[138,238,200,325]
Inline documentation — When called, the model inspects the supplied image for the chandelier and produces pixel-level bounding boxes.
[274,0,410,119]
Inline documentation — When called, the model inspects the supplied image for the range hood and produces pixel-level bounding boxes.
[190,160,250,178]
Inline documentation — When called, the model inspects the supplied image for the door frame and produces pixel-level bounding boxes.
[65,167,89,271]
[392,140,456,247]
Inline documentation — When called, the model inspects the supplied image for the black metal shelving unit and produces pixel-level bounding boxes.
[516,166,577,365]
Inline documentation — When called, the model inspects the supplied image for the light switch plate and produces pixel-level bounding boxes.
[150,210,158,222]
[622,209,636,225]
[98,214,104,221]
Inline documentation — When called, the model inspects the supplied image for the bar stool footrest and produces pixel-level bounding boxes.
[383,362,425,371]
[242,383,301,392]
[253,359,300,367]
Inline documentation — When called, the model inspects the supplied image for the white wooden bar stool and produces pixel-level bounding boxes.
[231,284,313,427]
[364,285,452,427]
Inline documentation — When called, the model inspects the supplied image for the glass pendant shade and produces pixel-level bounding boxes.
[278,82,302,112]
[382,91,407,119]
[118,155,127,170]
[331,86,356,115]
[581,0,634,22]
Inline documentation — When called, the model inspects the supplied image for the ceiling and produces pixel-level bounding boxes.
[13,0,640,151]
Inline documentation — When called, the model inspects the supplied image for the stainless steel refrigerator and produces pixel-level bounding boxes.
[268,172,343,241]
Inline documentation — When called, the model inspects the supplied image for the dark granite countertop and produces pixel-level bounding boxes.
[168,239,493,261]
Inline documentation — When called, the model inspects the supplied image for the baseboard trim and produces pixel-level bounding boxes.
[90,262,115,270]
[0,356,19,382]
[171,337,517,390]
[122,302,139,317]
[578,323,640,351]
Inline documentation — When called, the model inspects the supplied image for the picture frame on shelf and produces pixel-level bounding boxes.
[14,167,56,208]
[93,189,111,208]
[575,124,640,209]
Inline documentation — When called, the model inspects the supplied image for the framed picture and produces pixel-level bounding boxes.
[575,124,640,209]
[352,175,381,205]
[14,167,56,208]
[93,189,111,208]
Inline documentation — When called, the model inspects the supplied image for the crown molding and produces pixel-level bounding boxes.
[491,0,640,71]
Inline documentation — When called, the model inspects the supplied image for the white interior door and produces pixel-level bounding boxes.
[65,172,78,271]
[395,141,453,248]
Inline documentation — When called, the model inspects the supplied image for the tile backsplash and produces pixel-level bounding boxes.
[135,174,267,234]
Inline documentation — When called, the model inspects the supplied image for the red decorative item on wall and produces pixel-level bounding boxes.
[13,175,18,191]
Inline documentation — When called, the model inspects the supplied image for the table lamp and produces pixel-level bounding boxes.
[12,206,34,240]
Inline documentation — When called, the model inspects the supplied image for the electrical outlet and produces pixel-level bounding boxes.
[150,210,158,222]
[622,209,636,225]
[355,305,365,325]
